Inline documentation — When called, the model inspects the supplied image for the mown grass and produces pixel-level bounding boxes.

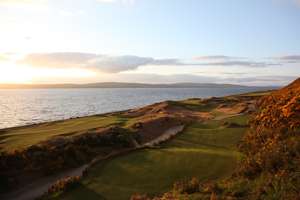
[0,115,129,152]
[57,114,249,200]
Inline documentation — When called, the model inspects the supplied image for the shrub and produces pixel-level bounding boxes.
[40,176,81,199]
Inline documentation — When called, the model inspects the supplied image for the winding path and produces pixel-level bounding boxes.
[0,125,185,200]
[1,165,88,200]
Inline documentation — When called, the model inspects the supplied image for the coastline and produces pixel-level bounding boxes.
[0,87,276,130]
[0,90,269,200]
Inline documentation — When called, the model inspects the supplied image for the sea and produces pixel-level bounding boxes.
[0,87,270,129]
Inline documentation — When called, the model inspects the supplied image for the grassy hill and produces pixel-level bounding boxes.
[0,91,267,200]
[135,78,300,200]
[1,79,296,200]
[55,115,249,200]
[0,115,129,152]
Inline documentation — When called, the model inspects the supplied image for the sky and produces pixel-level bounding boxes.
[0,0,300,86]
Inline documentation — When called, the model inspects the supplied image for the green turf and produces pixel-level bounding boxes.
[0,115,129,152]
[57,114,249,200]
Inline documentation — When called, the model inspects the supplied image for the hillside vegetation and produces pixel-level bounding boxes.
[39,93,262,200]
[237,78,300,199]
[0,115,129,152]
[0,90,267,200]
[135,78,300,200]
[55,115,248,200]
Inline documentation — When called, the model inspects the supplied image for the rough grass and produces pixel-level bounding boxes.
[0,115,129,152]
[0,93,254,153]
[238,90,273,97]
[168,99,218,112]
[57,114,249,200]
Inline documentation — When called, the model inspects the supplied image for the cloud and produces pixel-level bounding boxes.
[275,55,300,63]
[196,61,281,67]
[150,56,280,68]
[20,53,155,73]
[194,55,243,60]
[19,52,283,74]
[11,52,298,86]
[194,55,280,67]
[19,53,186,73]
[151,58,182,65]
[89,55,154,73]
[19,53,189,73]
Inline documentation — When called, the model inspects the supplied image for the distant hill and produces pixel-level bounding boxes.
[0,82,274,89]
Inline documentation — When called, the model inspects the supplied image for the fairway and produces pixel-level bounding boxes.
[58,114,249,200]
[0,115,129,152]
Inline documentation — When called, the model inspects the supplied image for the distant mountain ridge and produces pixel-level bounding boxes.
[0,82,274,89]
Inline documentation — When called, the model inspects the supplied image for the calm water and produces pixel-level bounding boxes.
[0,87,266,129]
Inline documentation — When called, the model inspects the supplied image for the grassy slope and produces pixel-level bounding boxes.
[0,90,266,153]
[58,114,249,200]
[0,115,129,152]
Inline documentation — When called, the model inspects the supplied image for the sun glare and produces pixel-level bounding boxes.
[0,63,96,84]
[0,63,33,83]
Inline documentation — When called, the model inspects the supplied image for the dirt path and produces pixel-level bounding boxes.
[0,165,88,200]
[0,125,184,200]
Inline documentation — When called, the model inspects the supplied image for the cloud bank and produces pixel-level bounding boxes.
[194,55,280,67]
[275,55,300,63]
[3,52,298,86]
[195,55,243,60]
[197,61,280,67]
[20,53,155,73]
[19,52,284,73]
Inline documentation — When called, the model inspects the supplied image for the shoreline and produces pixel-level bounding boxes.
[0,88,275,131]
[0,90,270,200]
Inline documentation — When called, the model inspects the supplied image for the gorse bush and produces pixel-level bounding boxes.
[38,176,81,200]
[235,78,300,199]
[172,177,201,194]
